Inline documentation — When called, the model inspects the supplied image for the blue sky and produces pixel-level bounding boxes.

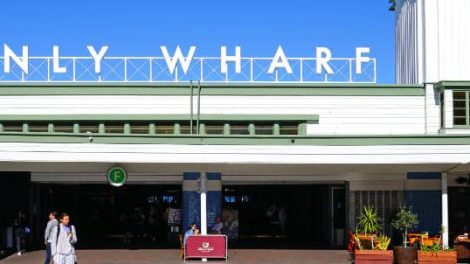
[1,0,396,83]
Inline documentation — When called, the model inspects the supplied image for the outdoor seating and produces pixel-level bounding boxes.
[348,230,356,253]
[407,233,428,247]
[421,236,441,247]
[179,234,184,259]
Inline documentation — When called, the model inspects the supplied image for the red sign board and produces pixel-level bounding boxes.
[185,235,227,260]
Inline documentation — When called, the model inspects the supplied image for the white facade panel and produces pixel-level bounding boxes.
[396,0,420,84]
[0,143,470,165]
[0,96,191,115]
[424,83,441,134]
[0,95,426,135]
[396,0,470,83]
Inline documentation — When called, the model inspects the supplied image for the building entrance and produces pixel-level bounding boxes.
[221,184,346,249]
[35,184,182,249]
[449,187,470,242]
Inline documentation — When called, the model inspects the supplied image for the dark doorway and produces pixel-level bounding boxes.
[449,187,470,241]
[37,184,182,249]
[222,184,345,249]
[0,172,31,258]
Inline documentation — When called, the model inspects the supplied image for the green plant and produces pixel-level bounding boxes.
[375,234,391,251]
[391,205,419,248]
[357,205,382,234]
[421,243,441,254]
[354,235,363,250]
[356,205,382,249]
[421,243,456,254]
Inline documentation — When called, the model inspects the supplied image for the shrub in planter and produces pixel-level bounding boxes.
[418,243,457,264]
[354,206,393,264]
[391,205,419,264]
[355,235,393,263]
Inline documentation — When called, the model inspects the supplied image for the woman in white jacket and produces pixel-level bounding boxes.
[50,213,77,264]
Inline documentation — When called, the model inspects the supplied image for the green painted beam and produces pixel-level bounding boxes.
[0,114,319,122]
[435,81,470,90]
[0,83,425,96]
[1,132,470,146]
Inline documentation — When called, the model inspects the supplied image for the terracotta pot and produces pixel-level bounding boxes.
[355,250,393,264]
[417,251,457,264]
[393,246,417,264]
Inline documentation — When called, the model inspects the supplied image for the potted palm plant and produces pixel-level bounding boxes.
[354,205,393,264]
[391,205,419,264]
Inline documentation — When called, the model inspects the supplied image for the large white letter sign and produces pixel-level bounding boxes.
[316,47,333,74]
[355,47,371,74]
[160,46,196,75]
[87,45,109,74]
[52,45,66,73]
[268,46,293,74]
[3,44,29,74]
[221,46,241,74]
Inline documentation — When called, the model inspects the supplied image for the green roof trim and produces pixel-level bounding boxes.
[1,132,470,146]
[0,83,425,96]
[435,81,470,91]
[0,114,318,122]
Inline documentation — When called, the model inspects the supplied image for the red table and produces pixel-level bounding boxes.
[185,235,228,262]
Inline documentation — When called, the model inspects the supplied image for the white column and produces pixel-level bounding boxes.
[442,172,449,249]
[200,172,207,235]
[200,172,208,262]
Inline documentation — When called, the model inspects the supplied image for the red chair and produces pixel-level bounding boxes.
[348,230,357,254]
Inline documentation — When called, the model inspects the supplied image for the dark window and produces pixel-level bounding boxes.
[80,123,99,133]
[54,122,74,133]
[230,122,250,135]
[131,122,150,134]
[254,122,273,135]
[0,119,306,136]
[179,122,193,134]
[279,122,299,135]
[2,122,23,132]
[453,91,469,126]
[205,122,225,135]
[28,122,49,132]
[155,122,174,134]
[105,123,124,134]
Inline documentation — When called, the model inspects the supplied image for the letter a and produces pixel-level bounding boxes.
[268,46,292,74]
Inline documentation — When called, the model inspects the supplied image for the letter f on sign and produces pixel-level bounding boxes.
[355,47,371,74]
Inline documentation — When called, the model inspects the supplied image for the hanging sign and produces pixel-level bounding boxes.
[106,166,128,187]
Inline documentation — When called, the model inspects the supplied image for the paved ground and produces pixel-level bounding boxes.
[0,249,351,264]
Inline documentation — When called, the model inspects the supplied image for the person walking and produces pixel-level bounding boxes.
[44,211,58,264]
[13,219,23,256]
[51,213,77,264]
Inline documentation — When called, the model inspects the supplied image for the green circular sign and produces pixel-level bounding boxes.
[107,166,127,187]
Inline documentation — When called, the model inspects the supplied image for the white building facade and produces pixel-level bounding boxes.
[0,0,469,250]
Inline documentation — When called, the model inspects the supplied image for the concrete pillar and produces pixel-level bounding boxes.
[442,173,449,249]
[200,172,207,235]
[182,172,222,233]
